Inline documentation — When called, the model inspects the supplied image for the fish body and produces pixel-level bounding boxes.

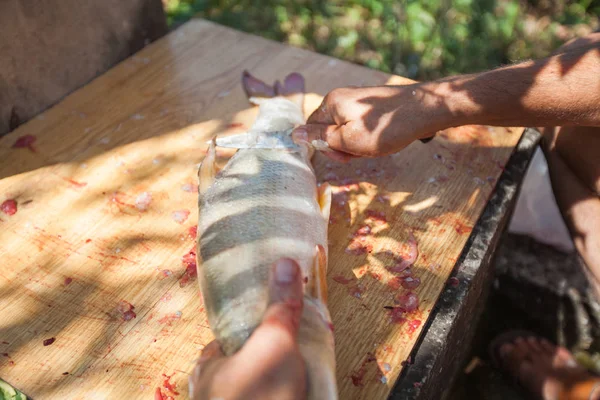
[196,72,336,399]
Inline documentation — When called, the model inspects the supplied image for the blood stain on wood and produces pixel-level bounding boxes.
[332,275,354,285]
[172,209,190,224]
[1,199,18,216]
[12,134,37,152]
[180,247,197,287]
[448,277,460,287]
[64,178,87,188]
[350,352,377,386]
[407,319,422,334]
[161,374,179,397]
[348,283,366,299]
[387,307,406,324]
[387,277,402,290]
[453,220,472,235]
[116,300,137,321]
[395,292,419,312]
[43,337,56,346]
[158,312,182,326]
[64,277,73,285]
[401,276,421,290]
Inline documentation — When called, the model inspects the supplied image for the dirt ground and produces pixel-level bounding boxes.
[447,232,600,399]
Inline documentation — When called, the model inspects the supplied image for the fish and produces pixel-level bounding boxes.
[195,71,337,399]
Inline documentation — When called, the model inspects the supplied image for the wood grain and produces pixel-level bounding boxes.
[0,19,523,399]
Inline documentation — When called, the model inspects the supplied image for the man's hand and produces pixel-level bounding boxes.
[293,32,599,163]
[292,84,455,162]
[189,258,307,400]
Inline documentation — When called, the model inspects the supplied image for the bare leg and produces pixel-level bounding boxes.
[495,334,600,400]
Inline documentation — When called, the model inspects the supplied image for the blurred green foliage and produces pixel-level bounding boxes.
[164,0,599,80]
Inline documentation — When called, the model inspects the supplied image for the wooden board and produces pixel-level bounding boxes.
[0,19,523,399]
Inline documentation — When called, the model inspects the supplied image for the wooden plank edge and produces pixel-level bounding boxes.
[389,127,542,400]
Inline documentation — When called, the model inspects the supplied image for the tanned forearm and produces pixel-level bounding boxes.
[428,35,600,129]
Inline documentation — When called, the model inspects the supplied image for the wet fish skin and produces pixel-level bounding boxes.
[196,72,336,399]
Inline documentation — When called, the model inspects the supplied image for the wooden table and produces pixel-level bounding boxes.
[0,19,534,399]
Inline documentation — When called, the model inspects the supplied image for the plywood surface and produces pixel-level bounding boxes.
[0,20,523,399]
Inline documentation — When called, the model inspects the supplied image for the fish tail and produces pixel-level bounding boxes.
[242,70,305,110]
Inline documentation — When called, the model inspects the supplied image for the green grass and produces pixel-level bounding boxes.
[164,0,599,80]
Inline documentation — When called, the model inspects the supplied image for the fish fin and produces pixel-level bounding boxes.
[317,183,332,223]
[280,72,305,112]
[198,138,219,195]
[214,132,253,148]
[242,70,275,99]
[242,71,305,114]
[307,244,328,305]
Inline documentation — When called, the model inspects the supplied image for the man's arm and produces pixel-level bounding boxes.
[293,32,600,159]
[433,33,600,129]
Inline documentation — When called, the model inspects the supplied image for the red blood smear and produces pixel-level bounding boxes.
[227,122,245,129]
[64,277,73,285]
[2,353,9,357]
[43,337,56,346]
[162,374,179,396]
[109,191,135,211]
[407,319,422,334]
[348,284,364,299]
[354,225,371,236]
[12,134,36,152]
[365,210,387,224]
[65,178,87,188]
[116,300,136,321]
[387,232,419,272]
[1,199,17,216]
[327,322,335,332]
[401,276,421,290]
[370,271,382,281]
[123,311,136,321]
[85,239,92,243]
[188,225,198,239]
[172,210,190,224]
[454,220,472,235]
[350,353,376,386]
[388,307,406,324]
[180,247,197,287]
[332,275,354,285]
[158,314,181,326]
[396,292,419,312]
[387,277,402,290]
[448,277,460,287]
[345,237,373,255]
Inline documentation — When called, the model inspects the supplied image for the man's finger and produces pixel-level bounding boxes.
[189,340,225,398]
[306,98,334,124]
[196,341,224,368]
[267,258,304,307]
[292,126,355,162]
[237,259,304,361]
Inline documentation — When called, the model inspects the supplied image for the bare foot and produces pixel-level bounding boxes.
[496,335,600,400]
